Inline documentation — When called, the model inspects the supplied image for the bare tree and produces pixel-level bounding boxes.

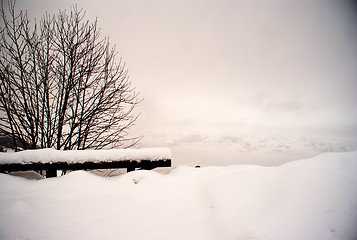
[0,0,141,151]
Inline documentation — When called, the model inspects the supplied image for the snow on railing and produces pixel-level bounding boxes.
[0,148,171,164]
[0,148,172,177]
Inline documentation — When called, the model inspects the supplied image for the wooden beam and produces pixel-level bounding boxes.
[0,159,171,177]
[46,169,57,178]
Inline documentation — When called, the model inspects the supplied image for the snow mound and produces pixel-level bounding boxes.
[0,151,356,240]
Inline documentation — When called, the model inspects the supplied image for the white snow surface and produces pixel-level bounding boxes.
[0,151,357,240]
[0,148,171,164]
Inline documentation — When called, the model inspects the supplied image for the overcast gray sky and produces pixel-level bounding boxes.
[16,0,357,151]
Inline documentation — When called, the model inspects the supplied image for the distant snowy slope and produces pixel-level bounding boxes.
[0,151,356,240]
[142,132,357,167]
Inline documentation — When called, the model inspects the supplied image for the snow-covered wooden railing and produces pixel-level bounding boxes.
[0,148,171,178]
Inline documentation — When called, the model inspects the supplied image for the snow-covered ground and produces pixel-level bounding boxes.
[1,151,356,240]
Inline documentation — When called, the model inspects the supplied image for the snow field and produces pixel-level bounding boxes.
[0,151,356,240]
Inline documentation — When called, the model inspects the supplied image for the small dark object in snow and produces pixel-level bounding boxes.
[195,165,201,168]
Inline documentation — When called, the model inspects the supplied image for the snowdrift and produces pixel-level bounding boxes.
[0,151,356,240]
